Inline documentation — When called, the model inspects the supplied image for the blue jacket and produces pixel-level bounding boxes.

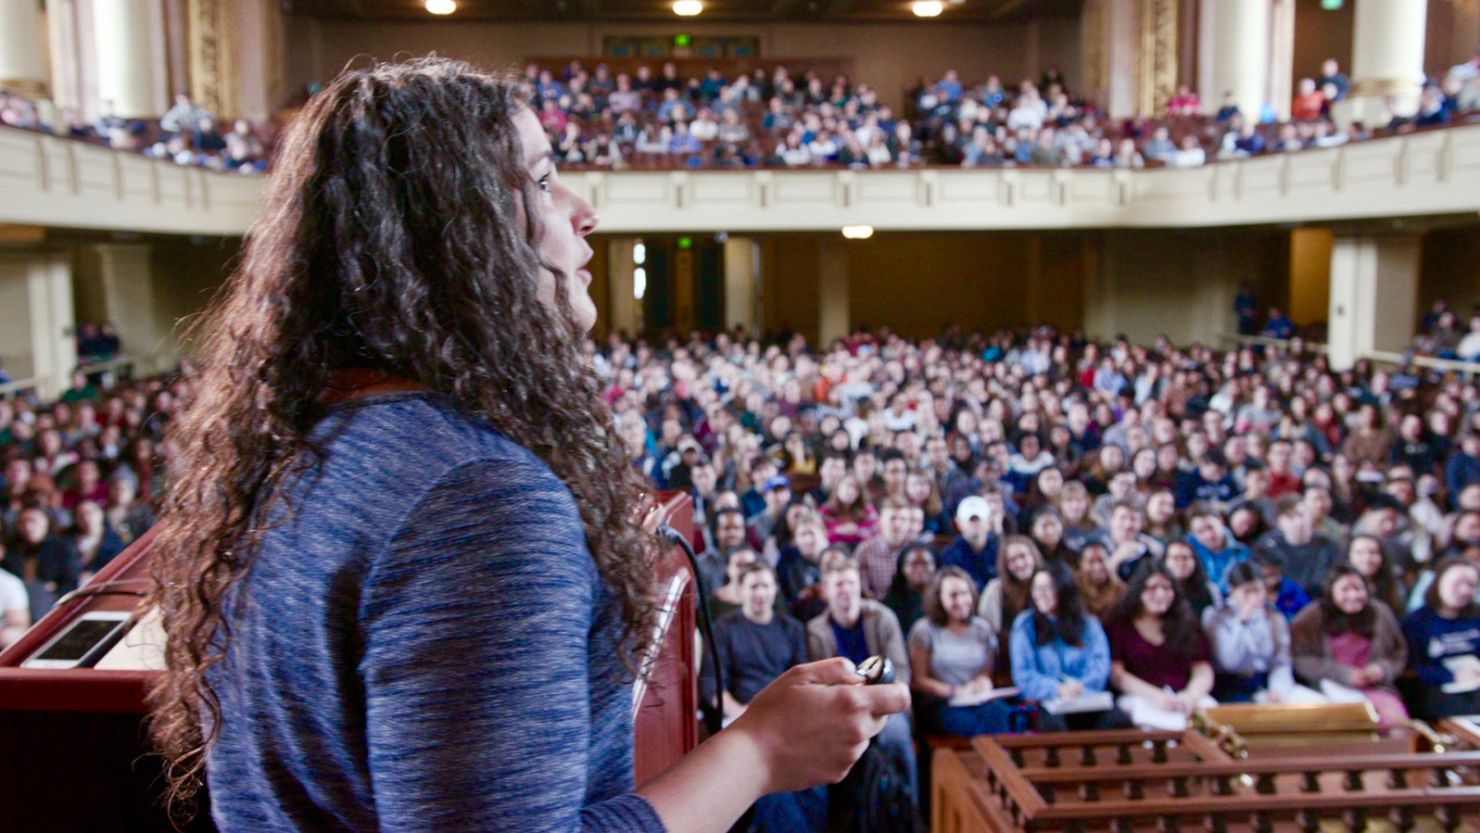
[1402,605,1480,687]
[1188,534,1251,591]
[1008,609,1112,702]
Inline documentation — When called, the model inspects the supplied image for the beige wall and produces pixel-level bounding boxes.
[288,18,1081,111]
[1292,0,1478,88]
[1084,229,1287,345]
[147,237,237,361]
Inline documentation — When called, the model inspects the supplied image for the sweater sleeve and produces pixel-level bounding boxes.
[359,459,664,833]
[1403,609,1452,686]
[1009,616,1056,702]
[1290,607,1355,687]
[1082,617,1112,693]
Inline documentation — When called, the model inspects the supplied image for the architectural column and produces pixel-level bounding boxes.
[1343,0,1428,122]
[1199,0,1271,122]
[0,0,49,97]
[606,238,639,339]
[722,237,761,336]
[817,238,850,347]
[93,0,166,117]
[188,0,239,119]
[1327,235,1420,371]
[0,251,77,400]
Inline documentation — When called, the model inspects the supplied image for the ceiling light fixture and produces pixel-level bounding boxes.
[672,0,703,16]
[911,1,944,17]
[841,225,874,239]
[425,0,456,14]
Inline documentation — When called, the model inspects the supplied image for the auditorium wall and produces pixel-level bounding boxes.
[286,17,1083,111]
[1419,225,1480,317]
[1083,229,1288,346]
[1292,0,1478,89]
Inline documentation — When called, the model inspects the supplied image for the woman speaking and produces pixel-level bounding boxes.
[146,58,908,832]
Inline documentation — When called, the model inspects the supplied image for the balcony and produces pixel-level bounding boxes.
[3,124,1478,237]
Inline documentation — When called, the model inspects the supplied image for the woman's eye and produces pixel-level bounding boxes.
[538,174,553,193]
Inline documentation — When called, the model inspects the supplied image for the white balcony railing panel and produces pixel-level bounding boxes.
[4,124,1480,238]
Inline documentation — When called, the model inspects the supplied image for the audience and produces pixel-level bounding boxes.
[11,51,1474,176]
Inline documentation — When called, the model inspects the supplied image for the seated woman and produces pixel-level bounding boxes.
[908,566,1011,736]
[884,543,936,635]
[904,468,952,536]
[1402,557,1480,719]
[1075,542,1125,619]
[1028,508,1078,568]
[1164,539,1222,619]
[1010,563,1131,731]
[1106,562,1217,729]
[821,474,878,547]
[1346,534,1408,615]
[1291,564,1410,725]
[708,562,825,831]
[1203,562,1323,704]
[977,535,1042,635]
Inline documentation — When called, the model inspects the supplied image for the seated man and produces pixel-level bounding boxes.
[807,558,919,807]
[0,541,31,650]
[940,495,1000,591]
[709,563,824,832]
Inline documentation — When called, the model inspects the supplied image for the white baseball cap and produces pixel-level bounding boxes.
[956,495,991,523]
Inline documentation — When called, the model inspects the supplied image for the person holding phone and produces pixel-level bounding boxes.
[147,58,909,833]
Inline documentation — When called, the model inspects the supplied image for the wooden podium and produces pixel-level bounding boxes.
[0,492,699,830]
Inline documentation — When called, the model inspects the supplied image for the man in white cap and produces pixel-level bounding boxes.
[940,495,1000,591]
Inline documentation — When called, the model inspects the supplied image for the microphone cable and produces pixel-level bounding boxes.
[657,523,725,738]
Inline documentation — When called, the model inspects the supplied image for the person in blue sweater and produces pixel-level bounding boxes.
[1188,506,1252,591]
[145,59,908,833]
[1009,563,1130,731]
[1403,558,1480,719]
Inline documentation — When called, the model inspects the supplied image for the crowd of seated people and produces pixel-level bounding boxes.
[10,51,1476,179]
[0,89,270,174]
[1412,299,1480,363]
[623,321,1480,825]
[520,52,1480,172]
[0,368,174,648]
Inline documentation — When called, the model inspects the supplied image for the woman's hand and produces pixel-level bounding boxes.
[727,658,911,795]
[1057,680,1084,700]
[1175,690,1203,714]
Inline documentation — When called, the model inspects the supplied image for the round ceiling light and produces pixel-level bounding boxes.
[425,0,456,14]
[912,1,944,17]
[673,1,703,16]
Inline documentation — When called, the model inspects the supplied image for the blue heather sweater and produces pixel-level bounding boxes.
[206,393,665,832]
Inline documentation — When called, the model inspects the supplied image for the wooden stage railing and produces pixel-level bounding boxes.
[933,727,1480,833]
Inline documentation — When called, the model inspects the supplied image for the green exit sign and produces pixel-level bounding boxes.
[674,34,691,47]
[678,236,693,249]
[1321,0,1343,9]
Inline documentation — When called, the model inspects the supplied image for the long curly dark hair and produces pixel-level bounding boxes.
[145,58,656,817]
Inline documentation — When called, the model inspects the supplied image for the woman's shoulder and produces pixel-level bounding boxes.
[1009,608,1036,635]
[307,394,570,523]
